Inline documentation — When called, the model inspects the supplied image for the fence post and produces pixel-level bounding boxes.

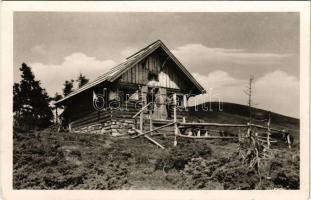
[246,123,251,137]
[139,87,147,132]
[69,122,72,133]
[238,128,241,141]
[267,114,271,149]
[55,107,58,124]
[149,109,153,136]
[140,111,143,133]
[173,93,178,147]
[140,89,144,133]
[287,133,292,149]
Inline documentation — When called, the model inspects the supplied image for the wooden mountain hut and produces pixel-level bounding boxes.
[55,40,204,135]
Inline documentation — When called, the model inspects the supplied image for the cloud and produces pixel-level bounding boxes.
[190,70,299,118]
[193,70,247,90]
[27,52,116,96]
[171,43,297,79]
[253,70,299,118]
[189,71,247,108]
[120,47,139,58]
[173,44,292,64]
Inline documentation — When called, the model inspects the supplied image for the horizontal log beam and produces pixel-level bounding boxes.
[178,134,239,139]
[71,110,111,122]
[179,122,248,127]
[256,138,278,143]
[71,114,110,128]
[179,122,285,133]
[250,123,284,132]
[131,122,176,138]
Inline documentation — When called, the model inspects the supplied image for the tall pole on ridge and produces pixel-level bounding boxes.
[244,76,254,124]
[244,75,254,137]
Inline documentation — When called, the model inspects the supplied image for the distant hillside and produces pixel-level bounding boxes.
[187,102,300,139]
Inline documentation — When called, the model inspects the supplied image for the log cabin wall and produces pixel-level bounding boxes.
[63,83,111,133]
[65,84,142,134]
[70,100,142,135]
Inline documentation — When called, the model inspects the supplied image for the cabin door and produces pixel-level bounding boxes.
[148,88,167,120]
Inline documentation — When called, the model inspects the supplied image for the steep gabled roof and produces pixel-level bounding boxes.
[55,40,204,105]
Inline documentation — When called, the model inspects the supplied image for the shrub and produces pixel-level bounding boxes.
[181,157,226,189]
[155,143,212,172]
[79,160,129,189]
[268,157,299,189]
[180,156,261,190]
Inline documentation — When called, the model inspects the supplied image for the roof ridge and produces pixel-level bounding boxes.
[126,40,162,60]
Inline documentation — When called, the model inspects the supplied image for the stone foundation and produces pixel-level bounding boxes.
[72,119,136,136]
[109,119,136,136]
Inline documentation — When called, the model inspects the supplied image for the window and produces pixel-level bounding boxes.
[148,73,159,81]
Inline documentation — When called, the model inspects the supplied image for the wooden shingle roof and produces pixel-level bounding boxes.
[55,40,204,105]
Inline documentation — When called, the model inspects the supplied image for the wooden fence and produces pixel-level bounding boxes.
[132,93,293,149]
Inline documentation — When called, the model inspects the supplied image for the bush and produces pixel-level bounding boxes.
[79,160,129,189]
[267,155,300,189]
[155,143,212,172]
[179,147,300,190]
[180,156,261,190]
[181,157,226,189]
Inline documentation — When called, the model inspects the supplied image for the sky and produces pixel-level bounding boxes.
[14,12,300,118]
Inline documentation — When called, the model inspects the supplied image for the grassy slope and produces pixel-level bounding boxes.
[13,102,300,190]
[13,132,299,189]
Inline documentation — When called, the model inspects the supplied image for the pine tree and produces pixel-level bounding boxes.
[76,73,89,88]
[63,79,74,96]
[13,63,53,130]
[13,83,21,113]
[13,83,22,121]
